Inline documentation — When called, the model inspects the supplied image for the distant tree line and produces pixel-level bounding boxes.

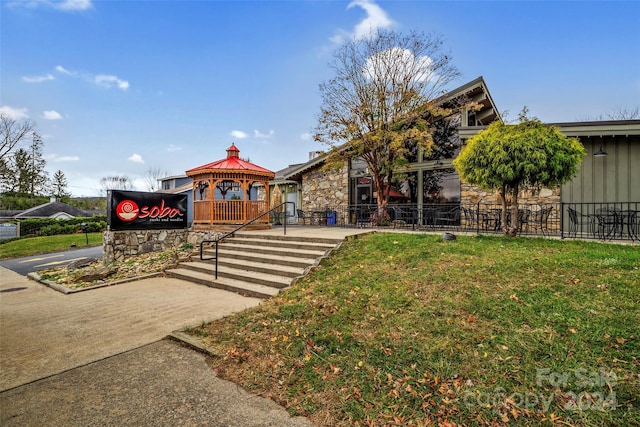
[0,114,71,208]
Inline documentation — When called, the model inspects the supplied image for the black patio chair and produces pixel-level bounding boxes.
[595,208,620,240]
[567,207,596,238]
[434,206,461,227]
[297,209,311,225]
[521,207,552,235]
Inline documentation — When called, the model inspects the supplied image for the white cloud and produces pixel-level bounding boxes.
[22,74,55,83]
[130,177,147,192]
[332,0,394,44]
[166,144,182,152]
[55,65,75,75]
[231,130,248,139]
[54,0,93,11]
[0,106,29,120]
[43,110,63,120]
[254,129,274,138]
[9,0,93,11]
[128,153,145,164]
[46,154,80,162]
[363,47,437,83]
[348,0,393,40]
[95,74,129,91]
[56,65,130,91]
[299,132,312,141]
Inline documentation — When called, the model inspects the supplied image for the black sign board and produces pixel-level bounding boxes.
[108,190,188,231]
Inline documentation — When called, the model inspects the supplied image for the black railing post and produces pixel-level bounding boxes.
[560,202,565,239]
[199,201,295,280]
[215,240,219,280]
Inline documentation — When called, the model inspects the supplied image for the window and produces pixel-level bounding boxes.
[423,168,460,203]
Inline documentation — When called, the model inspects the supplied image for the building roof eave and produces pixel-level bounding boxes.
[459,120,640,140]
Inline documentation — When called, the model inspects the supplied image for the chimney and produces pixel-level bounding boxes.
[309,151,323,160]
[50,196,57,203]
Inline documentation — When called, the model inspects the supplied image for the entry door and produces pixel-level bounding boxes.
[286,192,297,223]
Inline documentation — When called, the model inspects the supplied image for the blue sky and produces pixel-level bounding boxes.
[1,0,639,197]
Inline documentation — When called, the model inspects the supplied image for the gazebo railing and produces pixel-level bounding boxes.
[199,202,296,279]
[193,200,269,224]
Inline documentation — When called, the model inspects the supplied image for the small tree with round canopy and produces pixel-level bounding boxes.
[453,112,586,235]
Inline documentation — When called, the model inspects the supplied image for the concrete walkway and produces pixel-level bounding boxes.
[0,267,263,392]
[0,227,371,425]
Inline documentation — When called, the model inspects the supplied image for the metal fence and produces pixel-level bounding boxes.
[288,202,639,242]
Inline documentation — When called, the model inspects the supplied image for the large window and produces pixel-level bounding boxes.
[423,168,460,203]
[423,114,462,161]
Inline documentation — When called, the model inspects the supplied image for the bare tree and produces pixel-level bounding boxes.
[100,175,133,195]
[314,29,465,215]
[605,106,640,120]
[1,114,35,161]
[143,167,169,192]
[577,106,640,121]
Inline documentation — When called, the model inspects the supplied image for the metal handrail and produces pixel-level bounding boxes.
[199,202,296,279]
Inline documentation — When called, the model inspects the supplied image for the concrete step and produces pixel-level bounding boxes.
[216,242,329,258]
[177,261,292,289]
[165,268,280,299]
[169,232,346,299]
[217,257,306,278]
[222,236,337,252]
[214,248,316,269]
[234,232,344,245]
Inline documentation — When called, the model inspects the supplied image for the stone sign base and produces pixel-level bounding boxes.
[103,228,224,264]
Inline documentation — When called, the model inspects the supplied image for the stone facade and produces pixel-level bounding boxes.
[460,182,561,231]
[103,229,223,264]
[460,182,560,206]
[301,163,349,210]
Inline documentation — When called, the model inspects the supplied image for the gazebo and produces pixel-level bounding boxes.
[186,144,275,229]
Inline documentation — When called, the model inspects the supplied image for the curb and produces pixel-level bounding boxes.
[28,271,165,294]
[167,330,222,358]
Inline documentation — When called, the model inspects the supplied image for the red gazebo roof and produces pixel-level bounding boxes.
[186,144,274,175]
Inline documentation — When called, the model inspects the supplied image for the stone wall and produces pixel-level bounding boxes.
[460,182,561,231]
[461,182,560,206]
[301,163,349,210]
[103,229,223,264]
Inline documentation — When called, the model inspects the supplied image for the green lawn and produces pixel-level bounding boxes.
[189,233,639,426]
[0,233,103,259]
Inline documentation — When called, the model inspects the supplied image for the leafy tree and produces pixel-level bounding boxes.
[13,148,33,194]
[51,169,71,200]
[2,133,49,197]
[68,197,107,211]
[27,133,49,197]
[453,111,586,235]
[314,29,464,217]
[1,113,35,161]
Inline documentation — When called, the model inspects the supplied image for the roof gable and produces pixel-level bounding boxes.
[15,201,90,219]
[186,144,274,175]
[278,76,500,181]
